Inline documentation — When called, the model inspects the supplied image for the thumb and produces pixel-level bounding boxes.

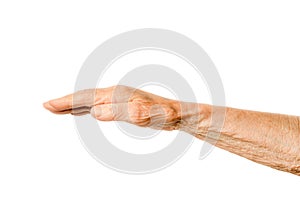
[90,103,130,121]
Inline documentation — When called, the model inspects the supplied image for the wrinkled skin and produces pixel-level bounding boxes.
[44,85,181,130]
[44,85,300,176]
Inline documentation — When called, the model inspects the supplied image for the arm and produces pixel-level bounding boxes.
[43,85,300,175]
[177,102,300,175]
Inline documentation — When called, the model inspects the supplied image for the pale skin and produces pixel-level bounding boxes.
[44,85,300,176]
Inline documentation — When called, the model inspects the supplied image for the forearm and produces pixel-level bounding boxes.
[174,102,300,175]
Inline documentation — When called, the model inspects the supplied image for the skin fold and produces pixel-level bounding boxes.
[43,85,300,176]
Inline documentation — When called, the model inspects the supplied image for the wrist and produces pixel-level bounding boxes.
[171,101,212,133]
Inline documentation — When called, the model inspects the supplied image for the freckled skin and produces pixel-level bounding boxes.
[44,85,300,176]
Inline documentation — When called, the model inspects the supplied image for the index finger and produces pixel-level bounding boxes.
[43,85,138,113]
[44,88,102,112]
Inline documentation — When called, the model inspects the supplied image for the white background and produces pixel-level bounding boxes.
[1,0,300,199]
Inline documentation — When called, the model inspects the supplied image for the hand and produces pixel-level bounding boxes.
[43,85,181,130]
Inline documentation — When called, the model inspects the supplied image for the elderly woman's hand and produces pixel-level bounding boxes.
[43,85,181,130]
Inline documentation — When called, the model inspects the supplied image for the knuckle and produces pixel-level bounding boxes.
[129,102,150,125]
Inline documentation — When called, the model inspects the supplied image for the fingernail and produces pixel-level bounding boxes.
[43,101,56,111]
[43,101,50,109]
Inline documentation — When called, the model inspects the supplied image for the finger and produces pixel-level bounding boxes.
[45,89,96,112]
[44,100,91,116]
[71,111,91,116]
[44,85,139,113]
[43,101,72,114]
[44,88,108,112]
[70,106,91,115]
